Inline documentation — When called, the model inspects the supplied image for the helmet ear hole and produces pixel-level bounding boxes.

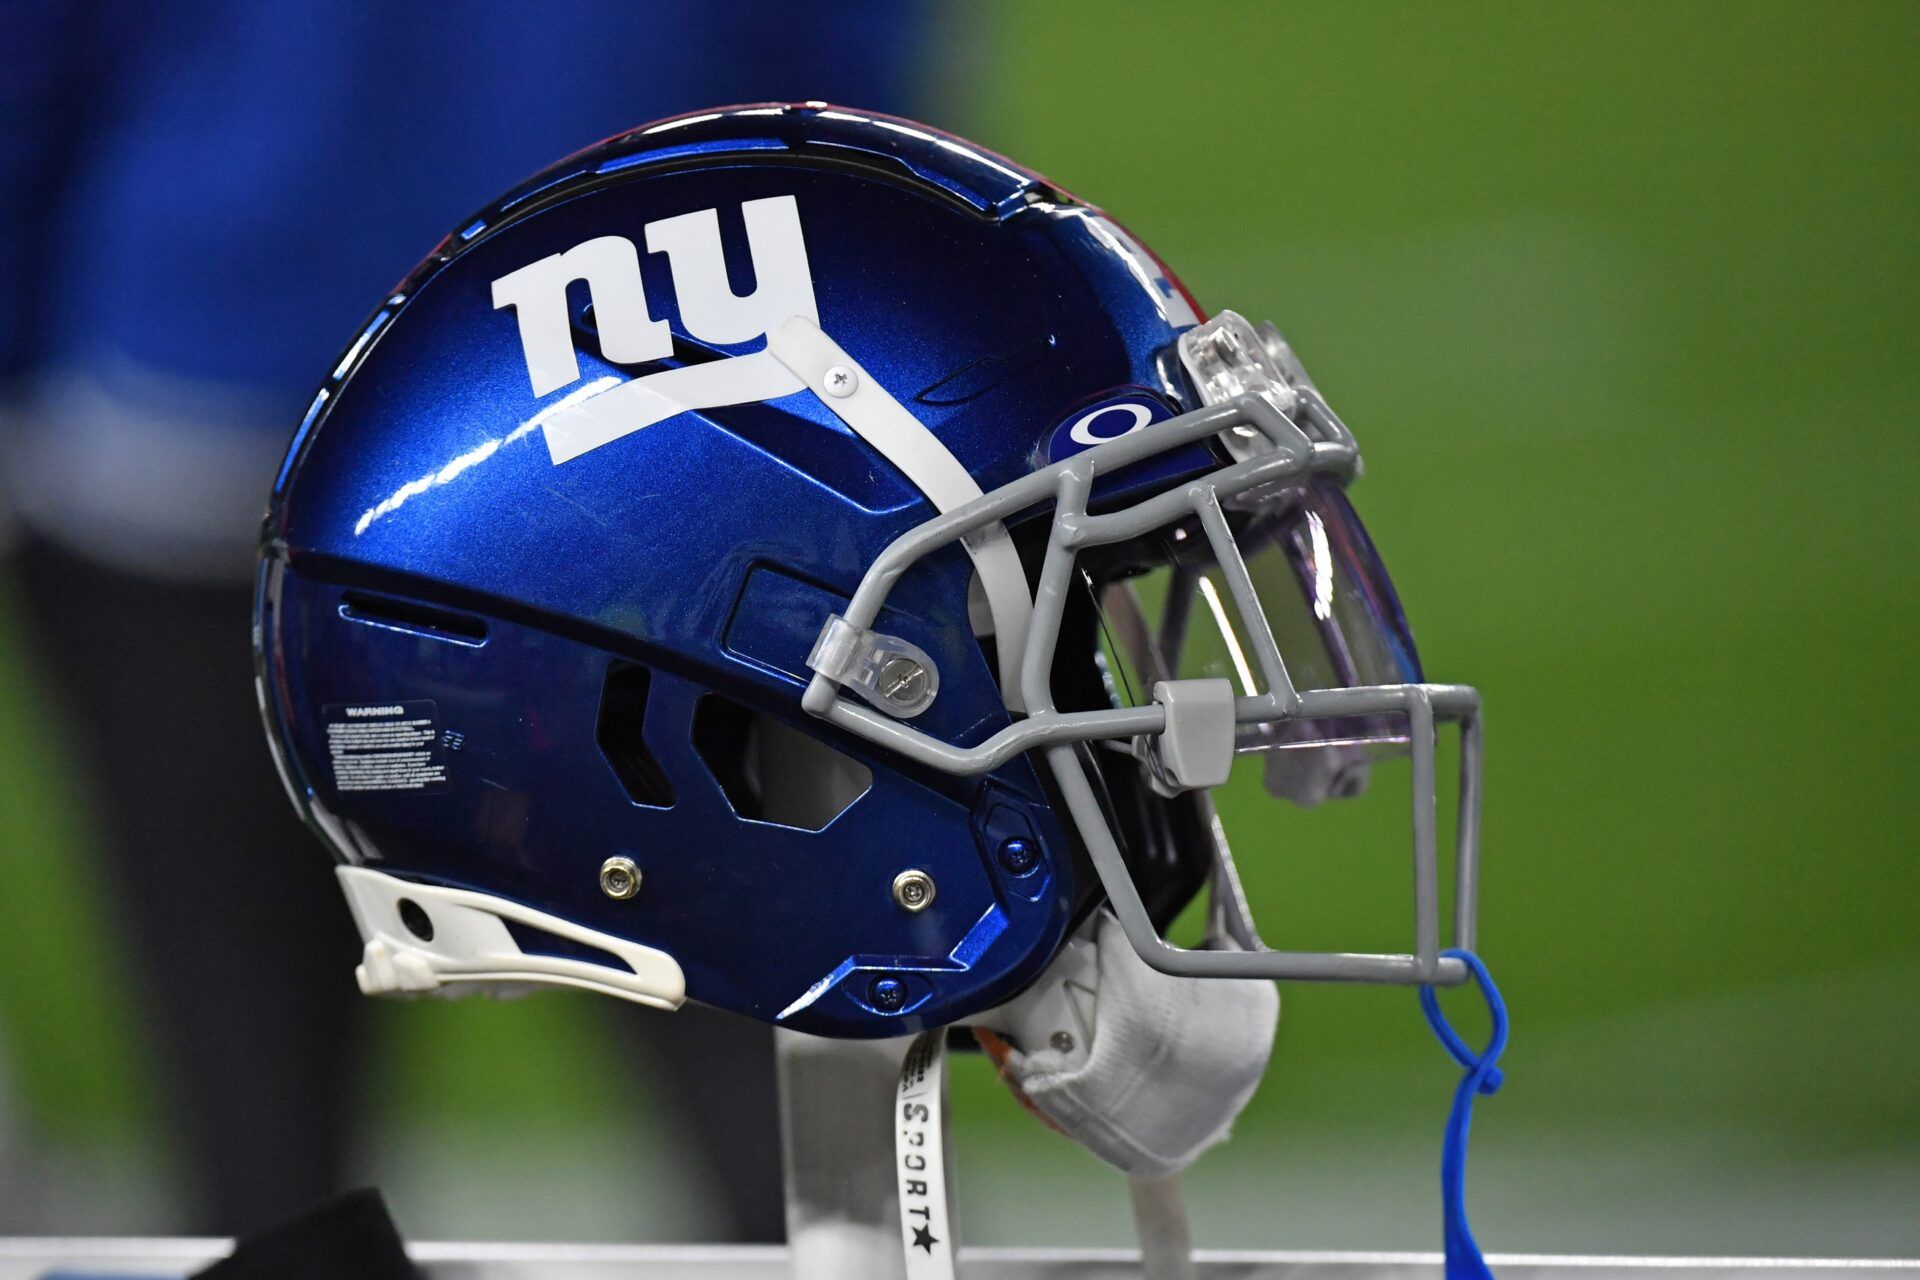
[692,695,871,831]
[596,662,677,808]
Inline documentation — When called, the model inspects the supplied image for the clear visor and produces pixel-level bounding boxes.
[1086,477,1422,807]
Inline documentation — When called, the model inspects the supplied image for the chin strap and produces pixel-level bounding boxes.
[1127,1172,1198,1280]
[910,1022,1199,1280]
[894,1030,957,1280]
[1420,949,1509,1280]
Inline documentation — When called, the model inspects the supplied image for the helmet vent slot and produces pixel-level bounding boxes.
[340,593,488,646]
[596,663,677,809]
[691,695,871,831]
[503,920,635,974]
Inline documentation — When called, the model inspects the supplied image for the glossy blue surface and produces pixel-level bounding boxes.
[258,104,1213,1035]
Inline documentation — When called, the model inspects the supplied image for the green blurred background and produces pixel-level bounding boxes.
[1,0,1915,1255]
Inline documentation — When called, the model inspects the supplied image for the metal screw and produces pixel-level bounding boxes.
[997,837,1038,876]
[868,975,906,1011]
[600,856,642,900]
[892,868,936,913]
[823,365,858,398]
[1049,1030,1076,1054]
[877,655,928,708]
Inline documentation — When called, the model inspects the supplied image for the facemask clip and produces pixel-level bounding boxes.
[808,614,941,719]
[1137,678,1236,794]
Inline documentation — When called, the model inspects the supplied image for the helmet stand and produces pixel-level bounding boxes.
[775,1029,923,1280]
[774,1028,1196,1280]
[760,707,1195,1279]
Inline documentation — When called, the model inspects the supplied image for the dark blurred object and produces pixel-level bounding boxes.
[0,0,934,580]
[0,0,932,1239]
[15,540,789,1236]
[12,536,366,1231]
[193,1188,418,1280]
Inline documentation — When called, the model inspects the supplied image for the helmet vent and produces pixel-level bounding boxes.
[503,920,635,974]
[596,663,677,809]
[340,592,488,646]
[691,695,871,831]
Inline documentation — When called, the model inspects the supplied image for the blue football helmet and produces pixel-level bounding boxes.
[256,104,1483,1040]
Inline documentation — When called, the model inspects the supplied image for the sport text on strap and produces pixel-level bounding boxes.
[896,1030,957,1280]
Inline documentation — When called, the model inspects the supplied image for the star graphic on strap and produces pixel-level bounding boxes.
[912,1224,940,1253]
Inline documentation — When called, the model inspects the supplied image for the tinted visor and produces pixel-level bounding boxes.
[1085,477,1421,806]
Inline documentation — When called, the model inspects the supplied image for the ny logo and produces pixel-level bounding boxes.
[490,196,819,463]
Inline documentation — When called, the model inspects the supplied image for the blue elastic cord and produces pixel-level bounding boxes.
[1419,949,1508,1280]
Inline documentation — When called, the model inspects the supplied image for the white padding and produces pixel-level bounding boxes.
[767,316,1032,710]
[336,866,685,1011]
[987,911,1277,1180]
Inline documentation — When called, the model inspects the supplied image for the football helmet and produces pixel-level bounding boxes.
[256,104,1482,1040]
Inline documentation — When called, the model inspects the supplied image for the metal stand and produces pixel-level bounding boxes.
[775,1029,919,1280]
[10,997,1910,1277]
[1127,1175,1196,1280]
[5,1239,1917,1279]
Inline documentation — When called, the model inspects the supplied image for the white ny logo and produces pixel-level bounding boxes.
[492,195,817,396]
[490,196,819,463]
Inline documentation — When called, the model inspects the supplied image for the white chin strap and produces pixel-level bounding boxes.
[984,909,1280,1180]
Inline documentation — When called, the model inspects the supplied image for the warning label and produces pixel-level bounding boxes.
[324,701,449,794]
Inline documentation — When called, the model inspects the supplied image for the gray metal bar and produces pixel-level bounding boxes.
[815,696,1169,777]
[1044,738,1468,986]
[1407,688,1440,979]
[793,384,1486,988]
[1455,705,1484,952]
[1019,467,1092,713]
[1294,685,1480,719]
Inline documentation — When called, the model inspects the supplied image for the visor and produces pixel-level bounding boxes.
[1087,476,1421,808]
[802,311,1482,987]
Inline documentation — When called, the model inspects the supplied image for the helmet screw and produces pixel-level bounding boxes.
[877,655,929,709]
[868,975,907,1011]
[997,837,1039,877]
[1049,1030,1076,1055]
[892,868,936,913]
[823,364,859,398]
[599,856,642,900]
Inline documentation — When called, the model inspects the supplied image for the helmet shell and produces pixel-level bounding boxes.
[258,104,1207,1035]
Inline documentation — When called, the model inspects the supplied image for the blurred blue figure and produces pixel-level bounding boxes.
[0,0,933,1237]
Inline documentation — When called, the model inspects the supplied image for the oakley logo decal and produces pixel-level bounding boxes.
[490,195,818,463]
[1042,393,1173,464]
[1067,401,1156,446]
